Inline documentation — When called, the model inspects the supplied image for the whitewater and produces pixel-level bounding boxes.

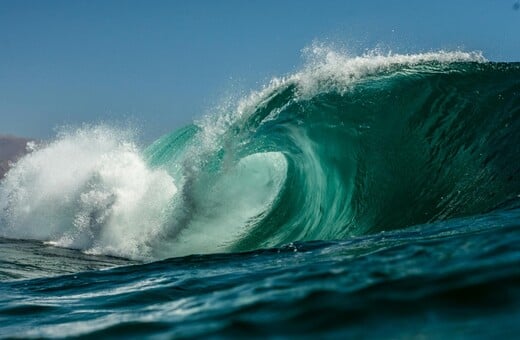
[0,47,519,338]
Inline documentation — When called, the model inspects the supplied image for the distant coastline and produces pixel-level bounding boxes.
[0,135,32,179]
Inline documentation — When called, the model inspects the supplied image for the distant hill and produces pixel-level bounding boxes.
[0,135,32,179]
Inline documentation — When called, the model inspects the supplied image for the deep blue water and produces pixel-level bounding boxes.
[1,209,520,338]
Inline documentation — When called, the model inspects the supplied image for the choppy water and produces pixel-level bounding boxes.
[0,48,519,338]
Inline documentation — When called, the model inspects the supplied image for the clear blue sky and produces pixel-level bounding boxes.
[1,0,518,141]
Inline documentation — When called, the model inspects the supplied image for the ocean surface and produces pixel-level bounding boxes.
[0,48,519,338]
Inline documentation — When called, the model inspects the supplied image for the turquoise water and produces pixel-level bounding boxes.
[0,49,519,338]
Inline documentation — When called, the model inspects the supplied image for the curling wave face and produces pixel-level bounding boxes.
[1,48,519,259]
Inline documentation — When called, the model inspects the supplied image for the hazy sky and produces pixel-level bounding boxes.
[1,0,518,141]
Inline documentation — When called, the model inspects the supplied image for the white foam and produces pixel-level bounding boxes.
[0,125,177,259]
